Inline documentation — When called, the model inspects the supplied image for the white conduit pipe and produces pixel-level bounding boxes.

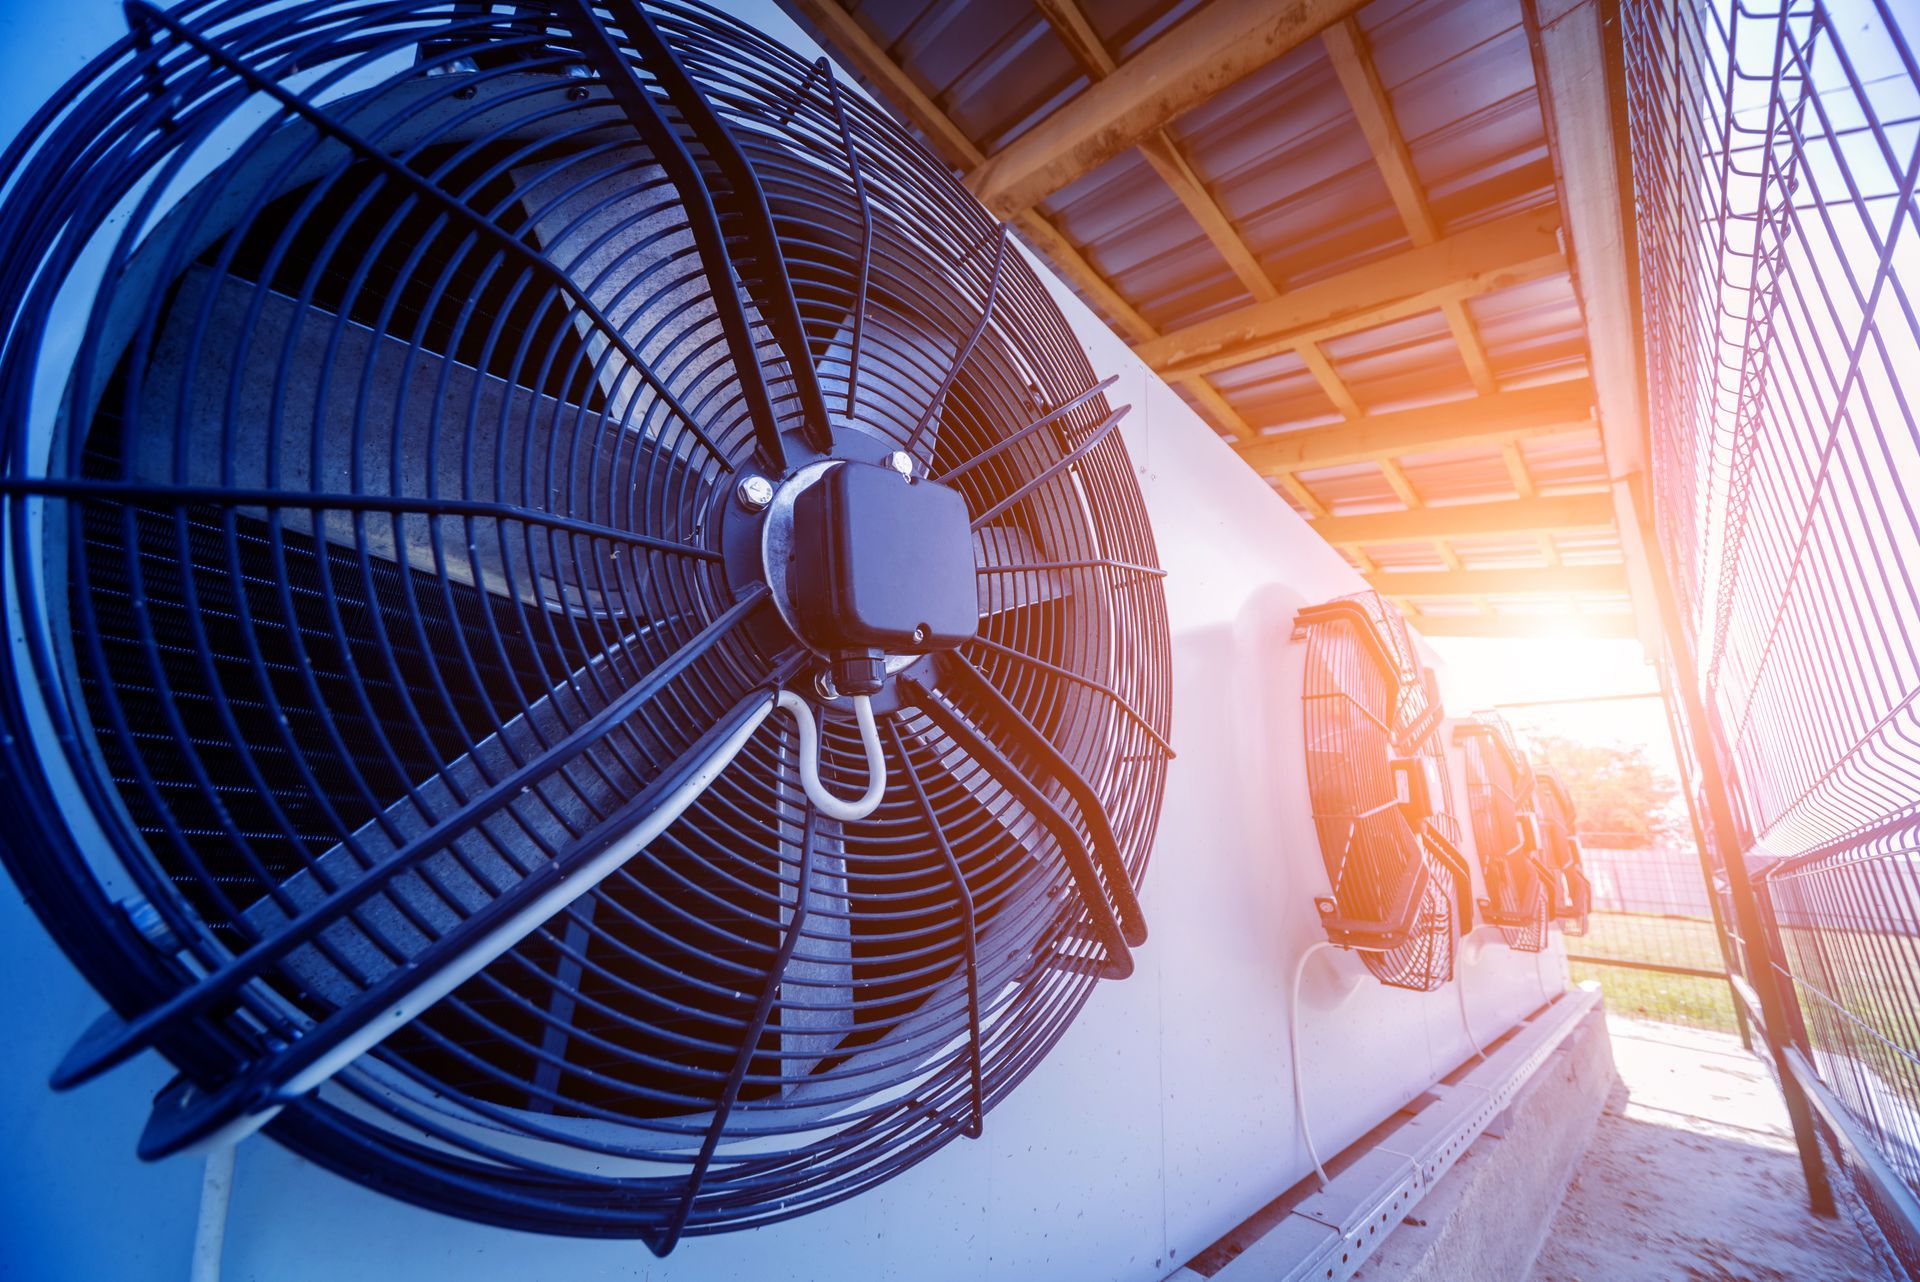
[1457,935,1487,1061]
[1289,940,1339,1188]
[776,690,887,821]
[190,1143,236,1282]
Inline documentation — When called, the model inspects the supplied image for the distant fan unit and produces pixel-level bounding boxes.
[1294,592,1473,992]
[1456,716,1550,953]
[0,0,1172,1252]
[1534,772,1591,936]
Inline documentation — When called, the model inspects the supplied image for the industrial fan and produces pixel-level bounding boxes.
[0,0,1172,1252]
[1455,716,1551,952]
[1294,592,1473,991]
[1534,772,1591,936]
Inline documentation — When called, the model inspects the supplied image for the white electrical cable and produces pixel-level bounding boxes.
[191,697,780,1154]
[167,688,887,1156]
[1289,939,1338,1188]
[775,689,887,821]
[189,1144,236,1282]
[1456,933,1487,1061]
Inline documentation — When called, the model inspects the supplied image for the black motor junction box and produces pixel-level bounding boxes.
[792,462,979,658]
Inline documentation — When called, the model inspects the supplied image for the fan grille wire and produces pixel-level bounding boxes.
[0,0,1171,1249]
[1534,772,1590,937]
[1296,592,1459,992]
[1458,715,1549,954]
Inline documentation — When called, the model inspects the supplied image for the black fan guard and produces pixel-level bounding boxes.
[1534,771,1591,936]
[1294,591,1471,992]
[1455,715,1550,953]
[0,0,1173,1251]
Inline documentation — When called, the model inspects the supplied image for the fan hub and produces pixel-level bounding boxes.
[756,459,978,695]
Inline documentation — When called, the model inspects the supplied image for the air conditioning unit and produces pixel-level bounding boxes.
[1294,591,1473,992]
[0,4,1567,1279]
[1535,772,1592,937]
[1455,715,1552,953]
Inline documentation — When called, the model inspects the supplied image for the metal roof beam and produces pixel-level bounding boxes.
[1312,492,1615,544]
[1368,565,1629,596]
[966,0,1366,219]
[1133,209,1565,379]
[1235,380,1597,473]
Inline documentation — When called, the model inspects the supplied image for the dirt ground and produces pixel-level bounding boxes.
[1527,1019,1886,1282]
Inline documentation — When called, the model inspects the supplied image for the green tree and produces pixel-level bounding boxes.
[1523,734,1683,848]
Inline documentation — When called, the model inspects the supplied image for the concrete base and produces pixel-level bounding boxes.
[1173,994,1616,1282]
[1353,1002,1617,1282]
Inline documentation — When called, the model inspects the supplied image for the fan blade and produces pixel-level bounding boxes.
[973,524,1071,617]
[510,149,781,435]
[129,265,709,615]
[770,720,854,1086]
[135,683,784,1160]
[900,673,1135,979]
[51,586,779,1091]
[559,0,818,471]
[931,653,1146,945]
[241,627,651,1005]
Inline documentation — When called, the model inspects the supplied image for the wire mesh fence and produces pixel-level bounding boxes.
[1566,843,1738,1033]
[1625,0,1920,1266]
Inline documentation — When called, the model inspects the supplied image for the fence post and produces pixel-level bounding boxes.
[1639,520,1835,1217]
[1653,662,1753,1050]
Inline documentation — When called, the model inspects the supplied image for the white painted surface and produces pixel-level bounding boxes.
[0,4,1565,1278]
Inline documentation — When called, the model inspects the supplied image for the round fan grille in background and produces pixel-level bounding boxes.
[1534,773,1590,937]
[1296,592,1462,992]
[1458,716,1549,954]
[0,0,1171,1249]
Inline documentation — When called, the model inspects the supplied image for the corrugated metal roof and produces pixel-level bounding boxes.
[786,0,1634,637]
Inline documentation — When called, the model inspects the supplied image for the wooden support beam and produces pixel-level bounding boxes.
[1527,0,1659,649]
[1134,134,1277,301]
[1030,0,1113,77]
[1234,380,1596,474]
[1367,564,1630,596]
[1178,374,1259,444]
[966,0,1366,218]
[1277,472,1331,518]
[1405,611,1637,640]
[782,0,984,168]
[1378,458,1424,509]
[1297,341,1362,417]
[779,2,1164,348]
[1501,440,1539,498]
[1324,16,1500,395]
[1134,209,1565,379]
[1311,491,1615,545]
[1323,18,1436,241]
[1034,0,1278,303]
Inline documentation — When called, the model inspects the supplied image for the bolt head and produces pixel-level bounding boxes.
[911,624,928,645]
[737,474,775,510]
[885,450,914,478]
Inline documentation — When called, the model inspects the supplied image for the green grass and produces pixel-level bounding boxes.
[1565,911,1739,1033]
[1568,959,1739,1033]
[1566,912,1920,1048]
